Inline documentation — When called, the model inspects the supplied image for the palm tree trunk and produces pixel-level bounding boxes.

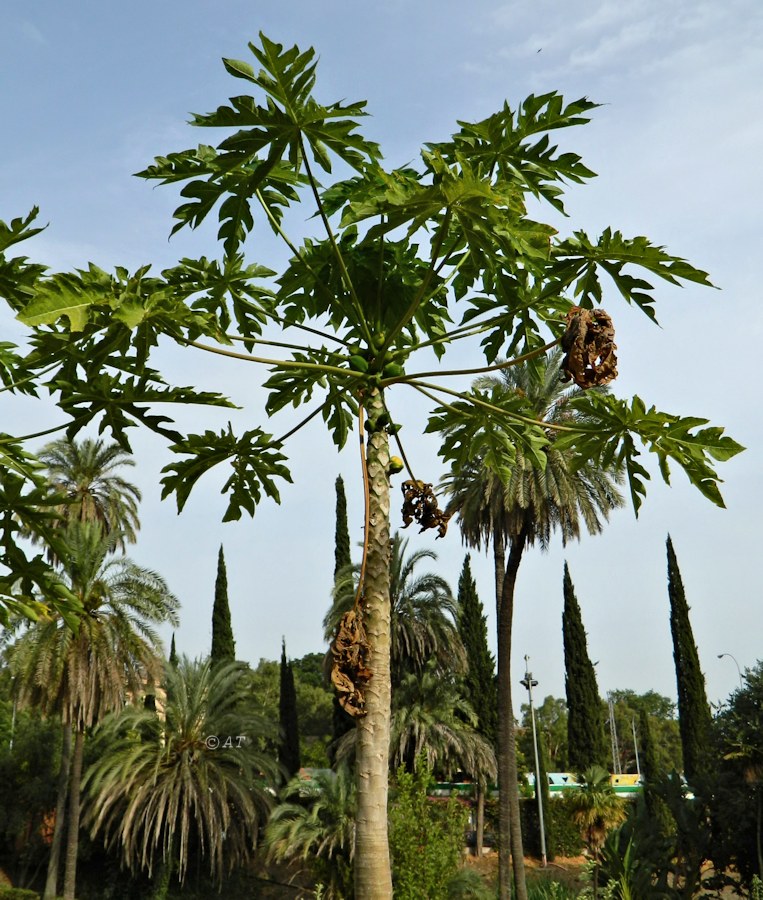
[44,721,72,900]
[354,389,393,899]
[63,726,85,900]
[496,529,529,900]
[493,529,511,899]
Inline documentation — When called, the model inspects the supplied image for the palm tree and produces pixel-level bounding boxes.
[38,437,141,551]
[8,522,179,900]
[325,532,465,685]
[567,765,627,898]
[332,659,496,790]
[389,660,496,782]
[442,349,624,900]
[85,657,280,893]
[265,764,356,899]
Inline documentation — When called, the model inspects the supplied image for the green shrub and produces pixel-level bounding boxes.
[0,888,41,900]
[547,794,586,857]
[446,867,493,899]
[526,880,580,899]
[389,759,469,900]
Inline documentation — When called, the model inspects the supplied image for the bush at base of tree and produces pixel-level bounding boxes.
[520,797,584,860]
[389,759,469,900]
[0,889,41,900]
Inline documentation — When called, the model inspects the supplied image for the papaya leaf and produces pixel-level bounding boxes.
[557,393,744,514]
[0,208,47,253]
[160,426,292,521]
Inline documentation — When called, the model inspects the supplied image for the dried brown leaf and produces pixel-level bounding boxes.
[330,608,372,718]
[401,479,452,538]
[561,307,618,388]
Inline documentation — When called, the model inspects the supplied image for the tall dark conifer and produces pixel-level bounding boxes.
[456,554,497,744]
[211,545,236,665]
[456,554,497,857]
[638,706,673,832]
[334,475,352,578]
[563,563,608,772]
[667,535,713,782]
[279,639,301,777]
[639,707,659,815]
[168,632,178,668]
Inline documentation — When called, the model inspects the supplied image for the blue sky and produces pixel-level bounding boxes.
[2,1,762,709]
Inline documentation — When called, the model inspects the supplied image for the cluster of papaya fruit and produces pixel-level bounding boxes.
[344,332,407,381]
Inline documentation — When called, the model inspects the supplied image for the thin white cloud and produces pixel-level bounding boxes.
[18,19,47,46]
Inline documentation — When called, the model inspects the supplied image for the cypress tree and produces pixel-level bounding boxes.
[168,632,178,668]
[456,554,497,858]
[279,639,301,777]
[211,545,236,665]
[639,707,659,815]
[638,706,673,833]
[666,535,713,783]
[639,707,660,784]
[334,474,352,578]
[563,563,608,773]
[456,554,497,744]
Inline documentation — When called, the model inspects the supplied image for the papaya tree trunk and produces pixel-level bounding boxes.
[43,721,72,900]
[354,388,393,899]
[63,726,85,900]
[496,529,529,900]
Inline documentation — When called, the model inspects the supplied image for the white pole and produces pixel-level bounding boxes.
[522,655,547,867]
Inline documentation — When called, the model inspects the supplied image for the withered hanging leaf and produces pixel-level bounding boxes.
[330,608,372,718]
[561,306,618,388]
[401,479,452,538]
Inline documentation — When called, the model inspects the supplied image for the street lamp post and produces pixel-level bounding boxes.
[718,652,744,689]
[521,655,547,867]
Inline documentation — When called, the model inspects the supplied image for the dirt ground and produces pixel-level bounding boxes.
[463,854,747,897]
[464,852,588,891]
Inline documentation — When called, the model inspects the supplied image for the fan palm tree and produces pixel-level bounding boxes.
[332,659,496,788]
[8,522,179,900]
[567,766,627,899]
[85,656,280,894]
[441,349,624,900]
[38,437,142,551]
[390,660,496,782]
[265,764,356,900]
[325,532,465,685]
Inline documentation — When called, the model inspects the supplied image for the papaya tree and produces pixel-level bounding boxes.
[0,34,742,899]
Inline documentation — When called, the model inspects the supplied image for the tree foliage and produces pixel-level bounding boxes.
[279,639,301,777]
[713,660,763,886]
[334,474,352,578]
[388,758,470,900]
[265,765,356,900]
[445,351,625,899]
[519,695,569,772]
[456,554,497,747]
[0,32,744,896]
[609,689,682,776]
[326,532,463,686]
[666,536,713,783]
[38,438,141,551]
[211,544,236,665]
[563,563,609,773]
[84,657,280,886]
[0,37,742,617]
